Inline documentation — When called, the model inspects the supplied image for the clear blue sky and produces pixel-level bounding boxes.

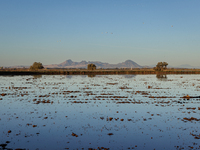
[1,0,200,67]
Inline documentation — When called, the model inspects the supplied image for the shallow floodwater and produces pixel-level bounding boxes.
[0,75,200,150]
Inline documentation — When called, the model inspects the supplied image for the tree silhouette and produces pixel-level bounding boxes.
[154,62,168,71]
[87,64,96,70]
[162,62,168,69]
[30,62,44,70]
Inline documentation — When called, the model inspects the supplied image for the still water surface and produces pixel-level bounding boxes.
[0,75,200,149]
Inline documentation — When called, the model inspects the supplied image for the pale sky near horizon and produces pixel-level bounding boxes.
[0,0,200,67]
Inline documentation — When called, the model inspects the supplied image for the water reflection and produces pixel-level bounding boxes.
[156,74,167,81]
[0,75,200,149]
[64,75,88,79]
[65,75,75,79]
[122,75,136,78]
[88,74,96,78]
[32,75,42,79]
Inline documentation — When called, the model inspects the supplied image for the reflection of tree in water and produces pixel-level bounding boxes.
[156,74,167,81]
[88,75,96,78]
[32,75,42,79]
[122,75,136,79]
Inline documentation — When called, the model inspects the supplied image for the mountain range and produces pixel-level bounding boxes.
[44,59,142,69]
[5,59,200,69]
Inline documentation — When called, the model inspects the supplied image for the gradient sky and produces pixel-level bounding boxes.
[1,0,200,67]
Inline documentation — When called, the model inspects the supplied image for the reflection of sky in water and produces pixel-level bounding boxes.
[0,75,200,149]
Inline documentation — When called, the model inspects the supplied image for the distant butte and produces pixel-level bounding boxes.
[44,59,143,69]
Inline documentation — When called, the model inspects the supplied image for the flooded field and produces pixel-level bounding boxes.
[0,75,200,150]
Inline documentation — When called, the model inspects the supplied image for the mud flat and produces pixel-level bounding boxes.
[0,74,200,149]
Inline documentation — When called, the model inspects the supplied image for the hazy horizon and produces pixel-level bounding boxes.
[2,59,200,68]
[1,0,200,67]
